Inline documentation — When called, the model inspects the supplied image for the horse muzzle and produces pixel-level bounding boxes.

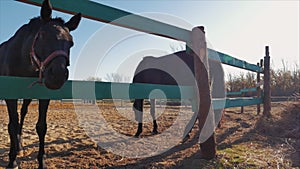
[44,60,69,90]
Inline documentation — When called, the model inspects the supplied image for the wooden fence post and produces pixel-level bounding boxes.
[191,26,211,132]
[256,61,261,114]
[241,92,244,113]
[190,27,217,159]
[263,46,271,116]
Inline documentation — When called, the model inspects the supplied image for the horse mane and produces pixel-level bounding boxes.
[0,17,66,52]
[29,17,65,25]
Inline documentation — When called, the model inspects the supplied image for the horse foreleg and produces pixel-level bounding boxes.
[36,99,49,169]
[150,99,158,134]
[18,99,32,152]
[133,99,143,137]
[5,99,19,169]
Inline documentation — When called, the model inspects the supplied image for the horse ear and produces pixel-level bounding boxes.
[65,13,81,31]
[40,0,52,21]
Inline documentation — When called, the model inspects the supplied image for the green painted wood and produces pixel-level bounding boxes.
[224,97,262,108]
[213,97,262,109]
[0,76,193,100]
[240,87,257,92]
[0,76,263,109]
[208,49,263,73]
[16,0,190,42]
[17,0,263,73]
[227,91,242,95]
[227,87,258,95]
[8,1,264,110]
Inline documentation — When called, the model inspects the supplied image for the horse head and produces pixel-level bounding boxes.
[30,0,81,89]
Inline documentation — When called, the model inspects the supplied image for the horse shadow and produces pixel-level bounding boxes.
[6,106,299,168]
[0,147,9,168]
[104,131,203,169]
[0,136,94,168]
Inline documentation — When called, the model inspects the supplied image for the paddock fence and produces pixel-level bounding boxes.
[1,0,271,115]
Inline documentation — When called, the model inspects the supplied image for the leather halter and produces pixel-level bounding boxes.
[29,30,69,87]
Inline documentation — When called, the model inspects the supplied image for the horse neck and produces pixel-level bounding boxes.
[0,24,38,77]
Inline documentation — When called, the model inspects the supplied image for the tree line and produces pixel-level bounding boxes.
[226,65,299,96]
[87,63,299,97]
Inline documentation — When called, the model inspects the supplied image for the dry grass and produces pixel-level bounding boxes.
[0,101,299,168]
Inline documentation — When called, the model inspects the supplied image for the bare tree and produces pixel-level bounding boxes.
[170,42,185,52]
[86,76,102,81]
[226,59,300,96]
[104,73,130,82]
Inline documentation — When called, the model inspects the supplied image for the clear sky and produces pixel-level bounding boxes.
[0,0,299,81]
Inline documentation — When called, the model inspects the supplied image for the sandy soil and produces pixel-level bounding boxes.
[0,100,299,168]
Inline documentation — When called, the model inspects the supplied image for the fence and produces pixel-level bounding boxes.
[1,0,271,115]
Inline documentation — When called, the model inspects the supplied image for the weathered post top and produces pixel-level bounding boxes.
[191,26,209,70]
[265,46,269,56]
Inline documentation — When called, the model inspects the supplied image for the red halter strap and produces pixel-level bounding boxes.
[29,31,69,87]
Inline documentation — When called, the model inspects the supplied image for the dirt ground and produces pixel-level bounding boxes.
[0,100,299,169]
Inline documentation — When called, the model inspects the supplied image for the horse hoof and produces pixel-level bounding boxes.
[134,130,142,137]
[181,134,190,144]
[151,130,158,135]
[38,160,47,169]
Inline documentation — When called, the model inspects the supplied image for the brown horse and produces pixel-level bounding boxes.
[0,0,81,168]
[132,50,225,158]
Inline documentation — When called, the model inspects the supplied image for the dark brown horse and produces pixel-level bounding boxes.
[132,50,225,139]
[0,0,81,168]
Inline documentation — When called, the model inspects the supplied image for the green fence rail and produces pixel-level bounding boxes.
[5,1,264,111]
[0,76,192,100]
[0,76,262,109]
[16,0,263,73]
[208,49,263,73]
[17,0,190,42]
[227,87,257,96]
[224,97,262,108]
